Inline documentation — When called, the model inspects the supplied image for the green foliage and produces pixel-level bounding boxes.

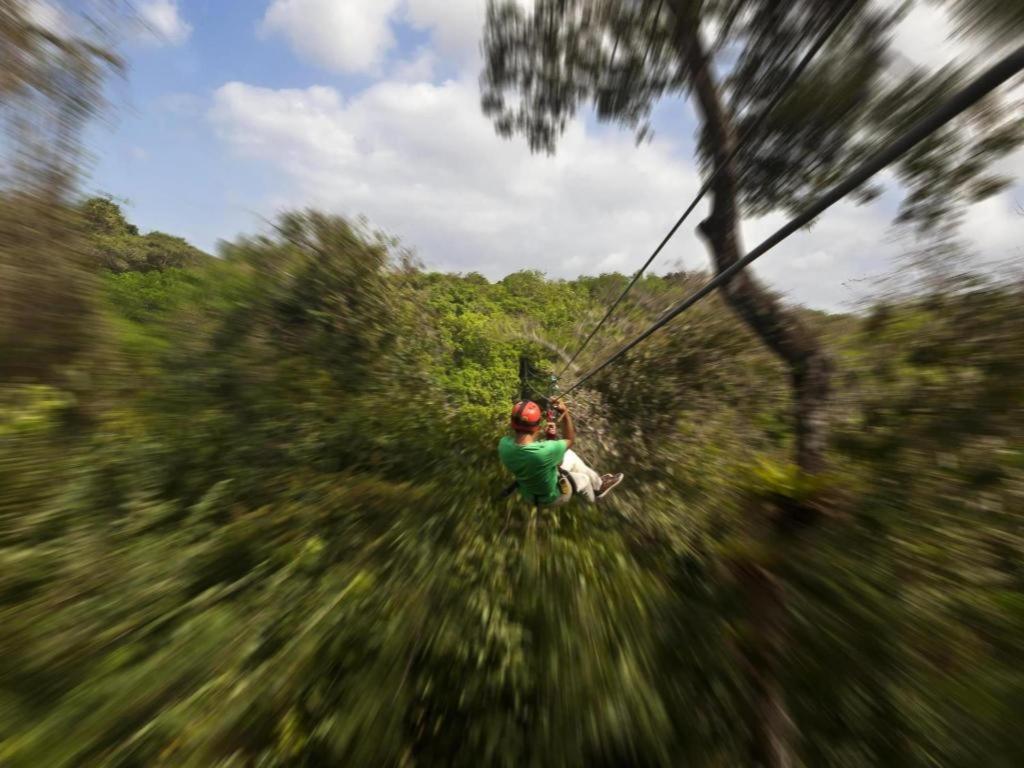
[744,457,826,504]
[1,211,1022,766]
[80,197,210,273]
[103,268,200,324]
[80,196,139,237]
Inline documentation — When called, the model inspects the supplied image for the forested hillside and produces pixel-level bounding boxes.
[2,205,1021,766]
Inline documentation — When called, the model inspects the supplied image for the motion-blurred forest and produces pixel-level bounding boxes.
[2,1,1023,766]
[3,198,1022,766]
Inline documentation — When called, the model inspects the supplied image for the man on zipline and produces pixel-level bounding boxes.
[499,399,623,506]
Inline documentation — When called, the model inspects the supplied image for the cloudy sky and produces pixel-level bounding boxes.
[87,0,1023,310]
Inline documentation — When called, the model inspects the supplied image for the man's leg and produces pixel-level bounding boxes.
[560,449,603,503]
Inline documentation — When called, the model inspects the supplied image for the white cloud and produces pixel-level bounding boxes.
[960,186,1024,265]
[211,77,701,281]
[138,0,192,46]
[888,1,996,71]
[390,46,437,83]
[257,0,502,74]
[404,0,486,60]
[740,202,905,310]
[891,3,959,69]
[260,0,402,74]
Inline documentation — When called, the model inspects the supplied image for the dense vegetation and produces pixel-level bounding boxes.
[81,197,211,274]
[1,202,1021,766]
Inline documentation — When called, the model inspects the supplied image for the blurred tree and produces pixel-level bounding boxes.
[480,1,1023,763]
[219,212,401,392]
[0,1,120,192]
[944,0,1024,46]
[80,196,138,237]
[0,2,121,380]
[80,196,209,272]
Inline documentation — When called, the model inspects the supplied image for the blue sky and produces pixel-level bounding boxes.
[81,0,1022,310]
[87,1,352,250]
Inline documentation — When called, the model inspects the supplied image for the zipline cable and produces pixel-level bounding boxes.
[558,0,860,377]
[563,44,1024,395]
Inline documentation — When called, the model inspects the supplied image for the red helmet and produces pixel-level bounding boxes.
[510,400,543,432]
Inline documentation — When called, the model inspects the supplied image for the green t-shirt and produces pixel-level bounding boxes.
[498,436,569,505]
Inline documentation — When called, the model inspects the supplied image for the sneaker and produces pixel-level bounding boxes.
[595,473,624,500]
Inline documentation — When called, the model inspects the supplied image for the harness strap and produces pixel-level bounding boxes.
[532,469,575,507]
[558,467,578,496]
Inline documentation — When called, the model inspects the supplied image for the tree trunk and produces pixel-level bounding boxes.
[666,4,833,475]
[663,5,834,767]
